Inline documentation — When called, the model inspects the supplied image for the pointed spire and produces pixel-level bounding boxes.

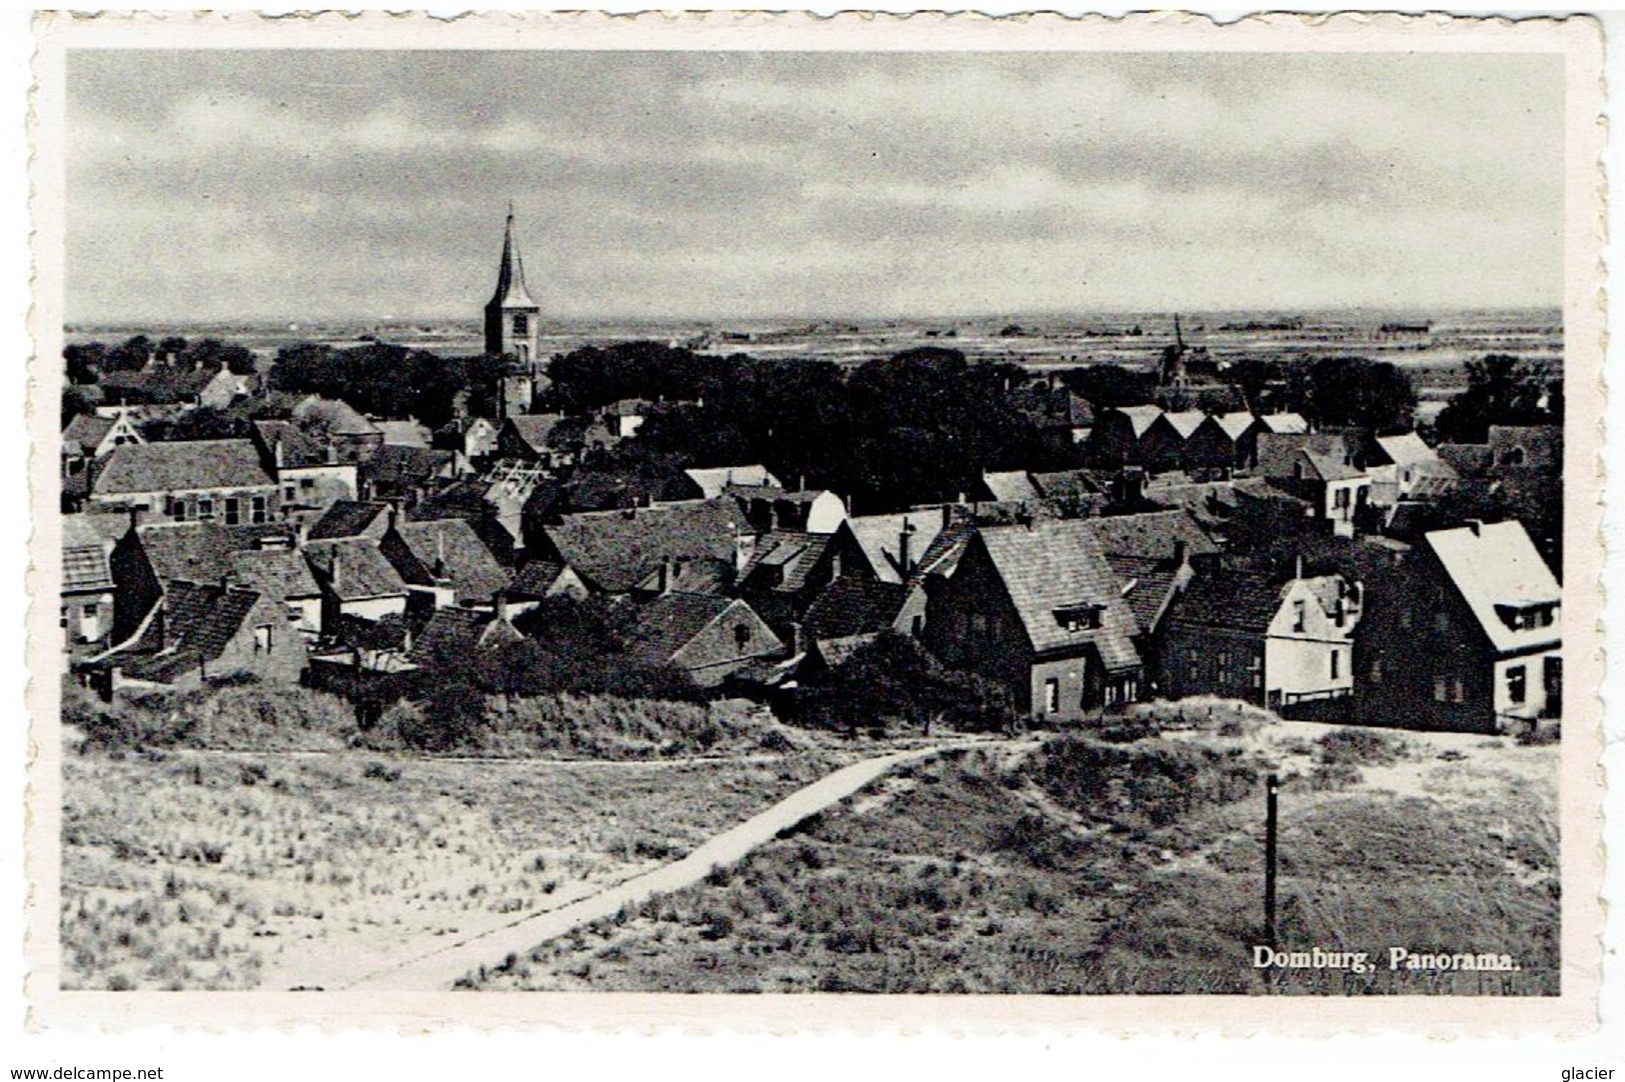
[490,206,537,310]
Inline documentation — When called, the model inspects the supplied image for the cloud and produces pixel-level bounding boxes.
[65,49,1564,323]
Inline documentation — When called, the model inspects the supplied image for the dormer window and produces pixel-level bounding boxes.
[1053,603,1103,632]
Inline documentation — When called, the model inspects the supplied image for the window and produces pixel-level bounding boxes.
[224,497,241,525]
[251,496,268,524]
[1043,678,1060,714]
[1507,665,1527,705]
[253,624,272,653]
[1330,649,1340,680]
[1292,600,1306,633]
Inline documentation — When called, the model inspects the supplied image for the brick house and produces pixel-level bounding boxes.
[923,520,1144,722]
[1355,520,1561,734]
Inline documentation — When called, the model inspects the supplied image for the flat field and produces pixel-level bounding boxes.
[60,746,846,990]
[467,717,1559,995]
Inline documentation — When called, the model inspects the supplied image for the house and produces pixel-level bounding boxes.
[1160,565,1362,715]
[1363,432,1457,507]
[1256,432,1371,537]
[251,420,359,518]
[431,416,500,467]
[61,513,124,652]
[307,499,393,543]
[106,520,318,648]
[498,559,590,620]
[722,484,847,534]
[797,576,926,678]
[922,520,1144,722]
[1185,411,1259,473]
[379,518,509,612]
[684,464,782,500]
[1355,520,1560,734]
[1140,409,1206,472]
[408,607,524,669]
[290,396,385,464]
[84,578,306,698]
[360,445,456,506]
[305,538,411,629]
[735,529,842,640]
[1088,405,1164,466]
[63,411,143,460]
[535,500,743,598]
[89,439,280,525]
[626,593,785,688]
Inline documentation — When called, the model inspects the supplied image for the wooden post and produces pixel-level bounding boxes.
[1264,773,1280,948]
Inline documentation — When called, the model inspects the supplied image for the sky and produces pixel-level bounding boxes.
[65,49,1565,324]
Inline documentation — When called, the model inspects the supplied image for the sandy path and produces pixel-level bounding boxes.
[342,739,1009,990]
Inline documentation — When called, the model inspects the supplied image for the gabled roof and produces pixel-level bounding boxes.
[1080,509,1219,561]
[542,500,740,594]
[684,465,781,500]
[384,519,508,598]
[1257,412,1308,434]
[503,414,567,455]
[410,607,522,666]
[305,539,409,601]
[134,521,296,587]
[292,396,379,438]
[307,499,392,542]
[841,512,946,584]
[1161,410,1207,439]
[94,439,273,496]
[803,577,913,641]
[979,471,1039,503]
[626,592,738,667]
[252,420,329,468]
[739,530,835,593]
[1112,405,1165,438]
[1425,521,1561,654]
[363,445,453,488]
[973,521,1142,668]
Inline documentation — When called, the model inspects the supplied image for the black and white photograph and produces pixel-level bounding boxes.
[28,12,1605,1026]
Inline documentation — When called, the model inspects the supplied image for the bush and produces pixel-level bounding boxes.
[1316,727,1410,767]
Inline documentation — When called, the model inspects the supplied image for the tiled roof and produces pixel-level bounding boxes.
[542,501,740,594]
[507,559,569,597]
[307,500,392,541]
[292,396,379,437]
[626,592,737,667]
[1081,509,1219,561]
[252,420,329,468]
[739,530,833,593]
[410,608,522,666]
[803,577,912,640]
[684,465,781,499]
[1167,569,1285,635]
[94,439,272,496]
[136,521,296,586]
[1425,521,1561,654]
[306,539,409,601]
[363,445,452,487]
[504,414,567,454]
[384,519,508,598]
[979,471,1039,503]
[974,521,1142,668]
[842,512,946,584]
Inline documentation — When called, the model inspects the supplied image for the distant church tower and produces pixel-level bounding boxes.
[484,207,541,363]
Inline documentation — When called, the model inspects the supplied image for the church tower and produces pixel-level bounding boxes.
[484,207,541,363]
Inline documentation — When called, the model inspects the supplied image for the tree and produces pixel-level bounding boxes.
[1434,354,1558,444]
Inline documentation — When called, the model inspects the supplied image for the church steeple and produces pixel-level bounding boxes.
[484,206,540,361]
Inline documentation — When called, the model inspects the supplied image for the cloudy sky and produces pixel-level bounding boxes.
[66,49,1563,324]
